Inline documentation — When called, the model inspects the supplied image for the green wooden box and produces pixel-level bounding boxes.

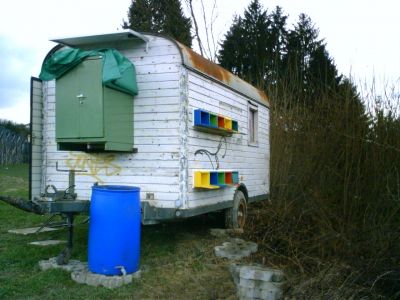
[55,57,133,152]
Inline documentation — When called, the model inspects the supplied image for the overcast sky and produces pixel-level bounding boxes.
[0,0,399,124]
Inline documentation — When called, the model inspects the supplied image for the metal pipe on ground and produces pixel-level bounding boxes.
[0,195,46,215]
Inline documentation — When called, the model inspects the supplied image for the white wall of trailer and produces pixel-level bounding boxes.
[37,36,183,209]
[30,79,44,199]
[32,33,269,213]
[186,71,270,208]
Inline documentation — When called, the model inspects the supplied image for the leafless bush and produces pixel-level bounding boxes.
[247,78,400,298]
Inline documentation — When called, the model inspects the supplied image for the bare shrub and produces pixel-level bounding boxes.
[247,79,400,298]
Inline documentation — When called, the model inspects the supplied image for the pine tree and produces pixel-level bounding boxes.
[219,2,290,91]
[283,14,345,103]
[283,13,323,101]
[218,2,348,105]
[218,15,245,77]
[307,44,341,98]
[124,0,192,47]
[123,0,152,32]
[219,0,270,88]
[217,1,365,109]
[266,6,288,87]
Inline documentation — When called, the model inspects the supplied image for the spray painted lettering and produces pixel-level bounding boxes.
[66,152,121,183]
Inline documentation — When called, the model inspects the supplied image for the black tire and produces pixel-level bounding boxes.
[225,190,247,229]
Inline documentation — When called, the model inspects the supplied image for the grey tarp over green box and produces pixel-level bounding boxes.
[39,48,138,96]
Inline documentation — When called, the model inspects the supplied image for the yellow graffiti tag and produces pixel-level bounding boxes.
[66,152,121,183]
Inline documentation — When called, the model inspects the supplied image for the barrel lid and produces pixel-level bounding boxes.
[92,185,140,192]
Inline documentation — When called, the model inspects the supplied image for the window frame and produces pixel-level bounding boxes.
[248,102,259,146]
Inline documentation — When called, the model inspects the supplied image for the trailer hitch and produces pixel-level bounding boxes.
[33,163,89,265]
[1,163,89,265]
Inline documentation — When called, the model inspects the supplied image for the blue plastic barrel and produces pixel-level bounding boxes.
[88,185,141,275]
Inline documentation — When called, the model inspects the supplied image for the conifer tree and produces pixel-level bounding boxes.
[218,1,288,90]
[218,1,353,105]
[266,6,288,87]
[218,16,245,78]
[218,0,270,88]
[283,14,344,103]
[124,0,192,47]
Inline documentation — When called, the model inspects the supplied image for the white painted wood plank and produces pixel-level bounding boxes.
[41,36,183,205]
[134,136,180,145]
[47,152,180,162]
[31,79,43,199]
[134,104,179,114]
[134,120,180,129]
[138,80,179,90]
[134,128,180,137]
[134,112,180,122]
[47,95,179,111]
[128,54,181,66]
[135,63,180,75]
[45,105,180,117]
[122,44,180,57]
[136,88,179,98]
[133,97,179,106]
[186,69,270,207]
[136,73,180,83]
[46,174,179,185]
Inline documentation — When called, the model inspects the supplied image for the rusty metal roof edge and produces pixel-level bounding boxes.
[173,41,270,108]
[184,64,270,109]
[133,32,269,108]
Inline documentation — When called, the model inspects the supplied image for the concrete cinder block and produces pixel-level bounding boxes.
[71,267,141,289]
[230,238,258,253]
[8,227,60,235]
[215,239,258,260]
[230,264,285,300]
[239,277,256,288]
[38,257,87,272]
[39,257,140,289]
[238,286,283,300]
[238,286,254,299]
[239,277,283,290]
[71,270,86,284]
[239,266,284,282]
[229,263,241,286]
[85,274,100,287]
[29,240,66,246]
[210,228,244,238]
[103,277,118,289]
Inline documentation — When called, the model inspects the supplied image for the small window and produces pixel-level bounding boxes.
[248,103,258,146]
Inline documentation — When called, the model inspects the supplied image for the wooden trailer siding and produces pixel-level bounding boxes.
[30,78,44,200]
[32,31,269,221]
[40,36,184,208]
[186,70,270,208]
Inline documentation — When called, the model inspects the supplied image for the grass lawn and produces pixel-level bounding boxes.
[0,164,240,299]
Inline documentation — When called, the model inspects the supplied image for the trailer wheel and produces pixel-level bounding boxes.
[225,190,247,229]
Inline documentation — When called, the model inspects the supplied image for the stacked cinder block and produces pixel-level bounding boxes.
[38,257,140,289]
[230,264,284,300]
[214,238,258,260]
[39,257,86,273]
[71,267,141,289]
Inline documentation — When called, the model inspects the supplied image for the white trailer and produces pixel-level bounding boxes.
[30,30,270,228]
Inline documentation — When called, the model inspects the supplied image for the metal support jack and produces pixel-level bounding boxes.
[56,213,74,265]
[37,163,88,265]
